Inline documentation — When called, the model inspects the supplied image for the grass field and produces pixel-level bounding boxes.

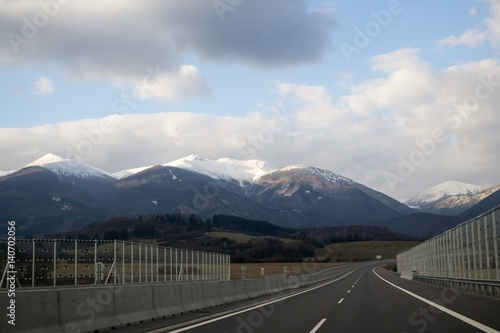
[229,262,342,280]
[207,231,297,243]
[318,241,420,262]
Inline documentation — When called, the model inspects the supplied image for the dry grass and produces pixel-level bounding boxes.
[229,262,342,280]
[318,241,420,262]
[207,231,297,243]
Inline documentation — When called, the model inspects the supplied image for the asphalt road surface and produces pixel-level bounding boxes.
[117,264,500,333]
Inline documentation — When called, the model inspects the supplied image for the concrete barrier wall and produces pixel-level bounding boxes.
[180,283,205,312]
[114,285,157,326]
[153,284,185,318]
[233,280,248,301]
[1,289,61,333]
[0,263,365,333]
[59,286,121,333]
[201,282,223,308]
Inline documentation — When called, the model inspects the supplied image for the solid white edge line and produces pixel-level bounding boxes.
[372,267,500,333]
[309,318,327,333]
[149,270,356,333]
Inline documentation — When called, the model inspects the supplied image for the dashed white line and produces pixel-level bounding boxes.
[151,270,356,333]
[338,298,344,304]
[309,318,327,333]
[347,290,351,293]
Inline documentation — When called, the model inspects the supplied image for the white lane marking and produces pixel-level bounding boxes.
[338,298,344,304]
[352,285,355,288]
[150,270,357,333]
[310,318,327,333]
[347,290,351,293]
[372,267,500,333]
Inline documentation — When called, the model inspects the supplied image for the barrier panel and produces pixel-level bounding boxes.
[201,281,223,308]
[153,284,185,317]
[0,239,231,288]
[180,282,206,312]
[2,289,61,333]
[1,261,372,333]
[219,280,237,303]
[397,205,500,295]
[245,279,260,298]
[114,285,157,326]
[233,280,248,301]
[413,275,500,298]
[61,286,122,333]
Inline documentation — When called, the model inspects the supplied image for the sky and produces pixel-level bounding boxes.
[1,0,499,201]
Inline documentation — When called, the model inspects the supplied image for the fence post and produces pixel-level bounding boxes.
[493,211,499,280]
[484,216,491,280]
[113,240,117,284]
[122,241,125,284]
[145,243,148,283]
[94,240,97,284]
[53,240,57,287]
[32,238,35,288]
[131,243,134,283]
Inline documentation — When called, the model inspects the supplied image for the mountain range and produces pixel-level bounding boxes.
[1,153,499,238]
[404,181,500,216]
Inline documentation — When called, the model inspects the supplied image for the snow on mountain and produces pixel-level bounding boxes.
[164,154,274,184]
[261,165,412,215]
[435,184,500,209]
[112,166,152,179]
[405,181,483,208]
[0,170,13,177]
[26,153,115,180]
[277,165,356,186]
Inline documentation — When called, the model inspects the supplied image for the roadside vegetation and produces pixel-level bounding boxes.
[58,213,420,263]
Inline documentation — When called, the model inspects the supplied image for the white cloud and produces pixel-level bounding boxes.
[33,76,54,96]
[133,65,210,101]
[437,0,500,50]
[2,51,500,201]
[0,0,335,99]
[437,28,488,50]
[484,0,500,48]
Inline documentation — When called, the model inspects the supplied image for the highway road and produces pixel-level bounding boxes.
[118,264,500,333]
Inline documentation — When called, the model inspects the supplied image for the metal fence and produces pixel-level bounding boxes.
[397,205,500,281]
[0,239,230,288]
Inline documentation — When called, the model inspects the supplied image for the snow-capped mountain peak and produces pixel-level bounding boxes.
[274,165,356,186]
[25,153,115,180]
[27,153,66,166]
[405,181,483,207]
[0,170,13,177]
[112,165,152,179]
[164,155,274,184]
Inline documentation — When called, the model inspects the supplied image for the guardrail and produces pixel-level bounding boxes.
[397,205,500,297]
[0,238,230,288]
[0,261,370,333]
[413,274,500,296]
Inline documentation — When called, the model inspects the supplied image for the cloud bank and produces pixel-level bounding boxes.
[2,50,499,201]
[0,0,335,100]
